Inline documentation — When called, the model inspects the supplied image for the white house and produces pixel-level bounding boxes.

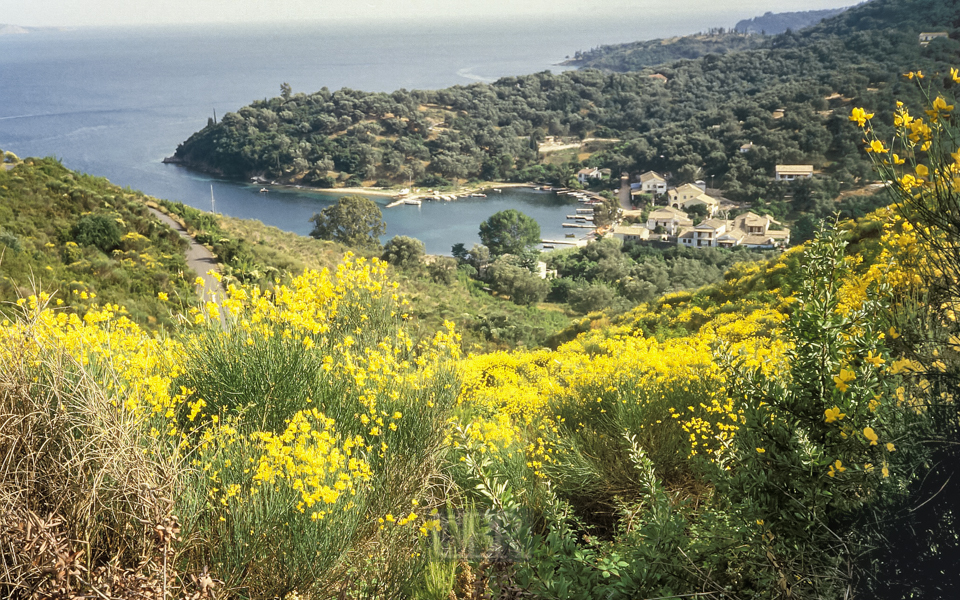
[638,170,667,194]
[678,211,790,250]
[775,165,814,181]
[646,206,693,236]
[577,167,602,184]
[668,183,707,204]
[612,224,651,243]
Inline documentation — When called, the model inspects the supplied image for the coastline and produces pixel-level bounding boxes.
[261,180,538,205]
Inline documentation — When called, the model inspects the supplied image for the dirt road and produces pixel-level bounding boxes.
[148,208,221,303]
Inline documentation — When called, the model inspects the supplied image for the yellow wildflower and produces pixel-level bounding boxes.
[824,406,846,423]
[863,427,879,446]
[833,368,856,393]
[827,460,846,478]
[849,107,874,127]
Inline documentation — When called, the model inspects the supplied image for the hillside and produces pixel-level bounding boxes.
[171,0,957,218]
[734,7,850,34]
[563,31,766,72]
[5,159,960,598]
[0,154,197,326]
[6,2,960,596]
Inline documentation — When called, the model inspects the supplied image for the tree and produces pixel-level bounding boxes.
[428,257,458,284]
[72,214,121,253]
[487,261,549,306]
[592,194,621,228]
[478,209,541,256]
[451,243,469,263]
[381,236,425,269]
[309,195,386,250]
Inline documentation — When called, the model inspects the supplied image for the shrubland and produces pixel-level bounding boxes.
[5,75,960,598]
[0,156,196,327]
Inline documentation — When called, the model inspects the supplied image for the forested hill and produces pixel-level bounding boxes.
[566,7,850,72]
[563,31,767,72]
[172,0,957,211]
[734,7,850,35]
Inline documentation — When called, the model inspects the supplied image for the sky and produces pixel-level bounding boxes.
[2,0,863,27]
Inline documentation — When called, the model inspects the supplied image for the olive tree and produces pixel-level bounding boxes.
[309,195,386,250]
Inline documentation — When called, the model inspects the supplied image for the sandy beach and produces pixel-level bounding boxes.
[264,181,537,205]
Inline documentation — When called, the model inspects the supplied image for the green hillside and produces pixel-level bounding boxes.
[0,155,197,326]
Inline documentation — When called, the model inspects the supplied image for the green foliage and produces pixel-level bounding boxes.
[382,235,425,269]
[0,228,23,254]
[427,256,457,285]
[309,194,386,250]
[567,281,618,314]
[478,209,541,256]
[486,260,549,306]
[71,213,122,253]
[0,158,195,327]
[734,7,849,35]
[548,238,774,309]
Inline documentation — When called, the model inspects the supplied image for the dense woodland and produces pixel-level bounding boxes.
[174,0,957,226]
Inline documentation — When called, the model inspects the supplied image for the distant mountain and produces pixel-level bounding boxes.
[0,24,30,35]
[734,7,851,34]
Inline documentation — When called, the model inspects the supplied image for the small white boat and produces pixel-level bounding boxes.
[493,188,502,193]
[470,193,486,198]
[259,187,269,193]
[404,199,422,206]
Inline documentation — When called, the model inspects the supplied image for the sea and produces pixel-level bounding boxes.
[2,12,750,254]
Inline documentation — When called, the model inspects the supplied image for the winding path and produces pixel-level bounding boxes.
[148,208,221,303]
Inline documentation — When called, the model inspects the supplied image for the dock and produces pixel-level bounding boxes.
[541,238,588,247]
[562,223,595,228]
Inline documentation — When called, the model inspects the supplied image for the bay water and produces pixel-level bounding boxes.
[2,13,741,254]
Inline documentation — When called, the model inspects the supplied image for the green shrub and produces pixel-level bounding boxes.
[71,213,122,252]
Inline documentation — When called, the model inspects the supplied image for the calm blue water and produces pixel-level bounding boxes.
[1,14,739,253]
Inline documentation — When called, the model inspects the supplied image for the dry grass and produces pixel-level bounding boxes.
[0,302,211,599]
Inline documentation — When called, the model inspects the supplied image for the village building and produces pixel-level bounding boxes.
[677,211,790,250]
[919,32,949,46]
[612,224,651,243]
[681,194,720,216]
[638,170,667,194]
[739,143,754,153]
[646,206,693,236]
[668,183,707,204]
[775,164,814,181]
[577,167,602,184]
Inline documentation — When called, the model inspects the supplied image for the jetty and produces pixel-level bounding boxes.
[541,238,588,247]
